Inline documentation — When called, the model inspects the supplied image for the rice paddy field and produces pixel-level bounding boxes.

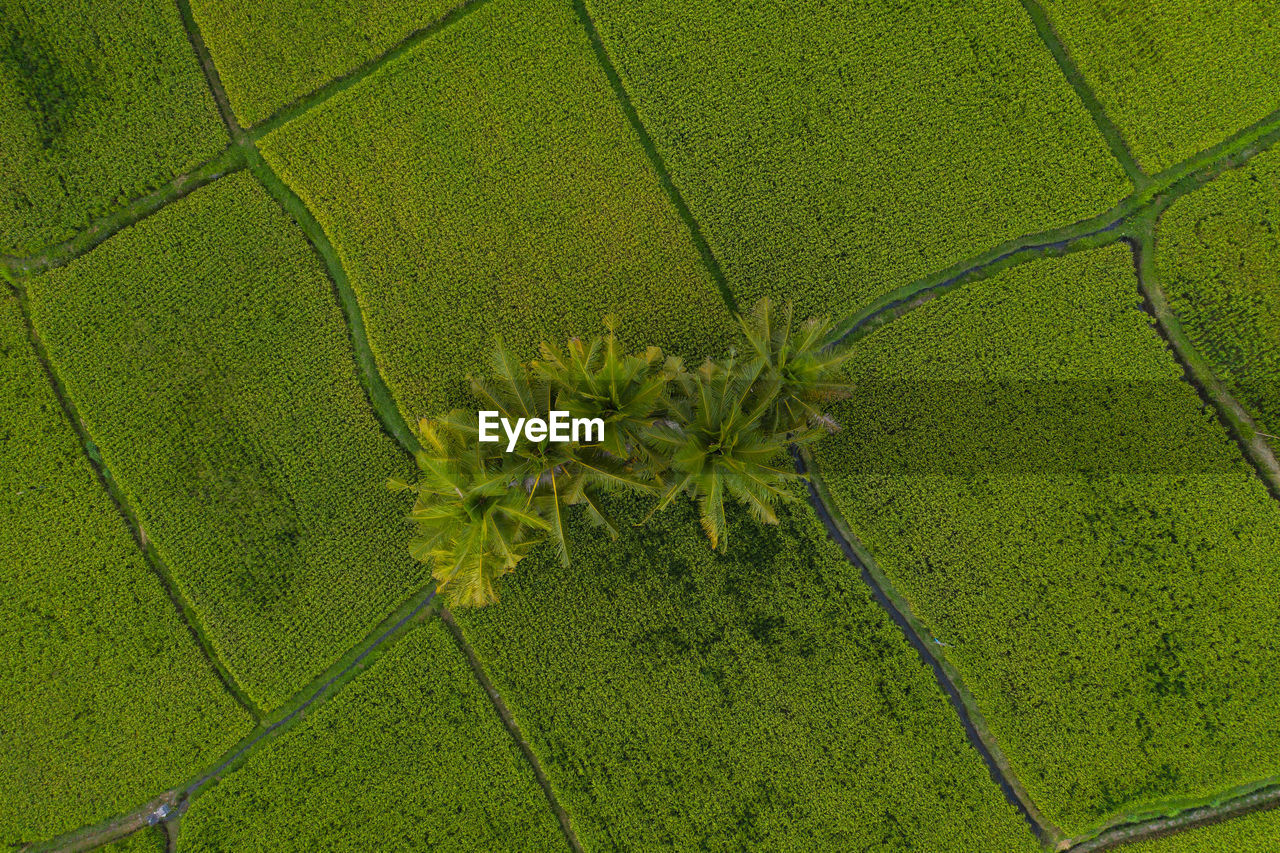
[3,0,1280,850]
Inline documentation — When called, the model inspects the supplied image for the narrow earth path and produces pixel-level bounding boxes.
[1130,235,1280,500]
[1,148,244,279]
[1018,0,1147,188]
[25,585,439,853]
[792,446,1059,847]
[13,292,262,723]
[1064,782,1280,852]
[827,104,1280,349]
[247,0,494,140]
[440,610,584,853]
[573,0,736,313]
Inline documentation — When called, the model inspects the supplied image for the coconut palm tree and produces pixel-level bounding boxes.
[737,297,852,437]
[531,318,682,476]
[646,355,799,550]
[453,340,651,564]
[389,418,547,607]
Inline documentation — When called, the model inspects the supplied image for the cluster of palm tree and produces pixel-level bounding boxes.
[390,298,852,607]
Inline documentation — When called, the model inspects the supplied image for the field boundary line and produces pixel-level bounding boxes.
[1130,234,1280,500]
[792,446,1059,848]
[440,609,584,853]
[1062,780,1280,852]
[829,105,1280,349]
[25,586,441,853]
[176,0,248,145]
[246,0,494,139]
[10,293,263,722]
[0,147,245,280]
[176,0,419,454]
[1018,0,1146,187]
[573,0,738,313]
[172,13,581,853]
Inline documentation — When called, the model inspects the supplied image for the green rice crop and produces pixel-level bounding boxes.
[455,496,1040,851]
[584,0,1131,319]
[26,172,427,711]
[812,245,1280,833]
[1037,0,1280,174]
[1123,807,1280,852]
[0,297,251,845]
[189,0,457,126]
[0,0,225,255]
[178,619,564,852]
[1156,147,1280,452]
[259,0,732,421]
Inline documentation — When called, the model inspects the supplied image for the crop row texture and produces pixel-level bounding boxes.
[258,0,733,422]
[811,244,1280,833]
[1156,146,1280,454]
[26,173,428,711]
[189,0,456,127]
[0,298,251,845]
[1038,0,1280,174]
[178,619,564,851]
[1124,805,1280,851]
[584,0,1130,321]
[0,0,225,255]
[455,494,1040,851]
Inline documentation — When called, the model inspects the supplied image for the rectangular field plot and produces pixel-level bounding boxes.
[1038,0,1280,174]
[1156,147,1280,453]
[0,298,251,845]
[26,172,428,712]
[0,0,225,255]
[455,499,1040,852]
[811,245,1280,834]
[178,620,563,852]
[189,0,457,126]
[584,0,1130,320]
[259,0,732,421]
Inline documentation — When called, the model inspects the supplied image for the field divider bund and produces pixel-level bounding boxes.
[441,609,585,853]
[1018,0,1147,188]
[246,0,495,140]
[827,105,1280,351]
[791,445,1059,848]
[573,0,738,314]
[10,292,263,722]
[1062,780,1280,852]
[1129,234,1280,500]
[25,585,441,853]
[171,10,583,853]
[0,146,246,280]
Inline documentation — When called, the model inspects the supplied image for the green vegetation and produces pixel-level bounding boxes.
[1037,0,1280,174]
[26,173,427,711]
[259,0,732,422]
[1156,147,1280,453]
[99,826,167,853]
[812,245,1280,833]
[178,619,564,852]
[1125,807,1280,852]
[0,298,251,845]
[399,301,848,606]
[189,0,457,126]
[0,0,225,255]
[454,497,1039,851]
[585,0,1130,319]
